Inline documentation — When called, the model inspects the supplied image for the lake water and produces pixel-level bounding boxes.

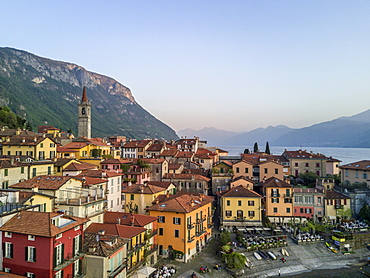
[218,145,370,165]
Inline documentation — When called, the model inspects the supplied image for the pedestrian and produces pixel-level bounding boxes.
[279,268,281,277]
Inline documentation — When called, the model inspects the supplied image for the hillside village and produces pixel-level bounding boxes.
[0,88,370,278]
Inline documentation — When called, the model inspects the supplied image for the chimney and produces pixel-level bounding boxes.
[117,218,121,225]
[22,137,25,143]
[98,229,105,235]
[131,215,135,226]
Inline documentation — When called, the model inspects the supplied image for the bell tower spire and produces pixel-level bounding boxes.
[78,86,91,139]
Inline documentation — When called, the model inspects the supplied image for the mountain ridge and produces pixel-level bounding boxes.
[0,47,178,140]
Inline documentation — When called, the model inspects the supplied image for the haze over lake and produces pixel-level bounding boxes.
[220,146,370,166]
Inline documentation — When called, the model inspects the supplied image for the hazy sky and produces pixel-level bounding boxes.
[2,1,370,133]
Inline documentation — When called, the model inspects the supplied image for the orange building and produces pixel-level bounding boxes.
[262,177,293,223]
[146,192,214,262]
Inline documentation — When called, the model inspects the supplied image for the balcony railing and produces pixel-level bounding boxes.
[108,260,127,278]
[187,236,195,243]
[271,193,280,197]
[54,252,84,272]
[187,223,195,229]
[145,244,158,256]
[127,259,145,275]
[196,216,206,224]
[128,242,146,255]
[207,223,214,229]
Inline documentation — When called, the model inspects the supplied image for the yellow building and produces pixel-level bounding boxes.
[1,135,57,160]
[85,222,147,272]
[282,149,327,177]
[218,185,263,229]
[123,182,176,215]
[262,177,293,223]
[63,138,111,159]
[147,192,214,262]
[324,180,351,224]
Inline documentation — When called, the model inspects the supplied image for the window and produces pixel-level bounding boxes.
[345,170,348,177]
[21,167,24,174]
[295,163,298,167]
[300,208,304,213]
[355,172,359,178]
[73,235,81,256]
[2,181,8,189]
[236,167,239,173]
[5,232,12,238]
[238,200,242,206]
[264,168,268,174]
[248,200,254,206]
[26,246,36,262]
[4,268,10,273]
[158,216,165,223]
[4,242,13,258]
[275,169,278,174]
[55,244,64,266]
[28,235,35,241]
[130,194,134,201]
[40,143,44,148]
[244,168,248,173]
[237,210,243,218]
[295,196,303,203]
[47,166,51,175]
[4,169,8,176]
[286,208,291,213]
[306,208,312,214]
[363,173,368,179]
[56,233,62,239]
[225,210,232,217]
[273,207,278,213]
[317,197,322,205]
[159,228,164,235]
[272,198,279,203]
[316,163,320,167]
[173,217,181,225]
[32,168,37,177]
[174,230,180,238]
[248,211,255,217]
[318,211,322,215]
[305,163,309,167]
[50,151,55,159]
[26,273,35,278]
[226,200,230,206]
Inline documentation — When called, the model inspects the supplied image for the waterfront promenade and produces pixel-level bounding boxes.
[164,234,370,278]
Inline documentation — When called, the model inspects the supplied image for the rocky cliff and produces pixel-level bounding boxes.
[0,47,178,140]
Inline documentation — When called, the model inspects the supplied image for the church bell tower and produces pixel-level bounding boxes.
[78,86,91,139]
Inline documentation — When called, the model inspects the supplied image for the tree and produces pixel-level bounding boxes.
[253,142,259,153]
[337,208,352,223]
[265,142,270,155]
[220,230,231,246]
[223,252,246,270]
[243,149,250,154]
[299,171,319,186]
[359,204,370,223]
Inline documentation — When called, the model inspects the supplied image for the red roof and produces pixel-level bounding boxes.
[85,223,146,239]
[262,177,292,188]
[218,185,262,198]
[104,212,158,227]
[10,176,81,190]
[64,161,97,171]
[163,173,210,182]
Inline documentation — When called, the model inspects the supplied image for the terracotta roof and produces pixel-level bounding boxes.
[218,185,262,198]
[101,159,132,165]
[81,176,108,186]
[38,125,60,133]
[160,149,178,157]
[77,170,123,178]
[325,190,351,200]
[196,148,216,157]
[163,173,210,182]
[0,211,88,237]
[54,158,77,167]
[63,141,89,149]
[146,144,164,151]
[88,138,110,147]
[168,163,182,170]
[104,212,158,227]
[231,176,255,184]
[0,128,38,137]
[123,139,152,148]
[18,191,56,203]
[0,159,23,169]
[175,139,197,145]
[262,177,292,188]
[132,158,166,164]
[283,150,327,159]
[57,146,78,153]
[10,176,81,190]
[64,161,97,171]
[147,181,174,189]
[1,135,56,146]
[174,151,194,158]
[339,160,370,170]
[122,184,165,194]
[147,191,214,213]
[326,157,342,163]
[84,233,128,257]
[85,223,146,239]
[214,160,233,167]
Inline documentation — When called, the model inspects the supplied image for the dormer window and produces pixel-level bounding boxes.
[56,233,62,239]
[28,235,35,241]
[5,232,12,238]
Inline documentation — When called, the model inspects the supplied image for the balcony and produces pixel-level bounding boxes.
[271,193,280,197]
[54,252,84,272]
[127,242,146,255]
[187,236,195,243]
[145,244,158,256]
[187,223,195,229]
[207,223,214,229]
[196,216,206,224]
[145,229,158,240]
[108,260,127,278]
[127,259,145,275]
